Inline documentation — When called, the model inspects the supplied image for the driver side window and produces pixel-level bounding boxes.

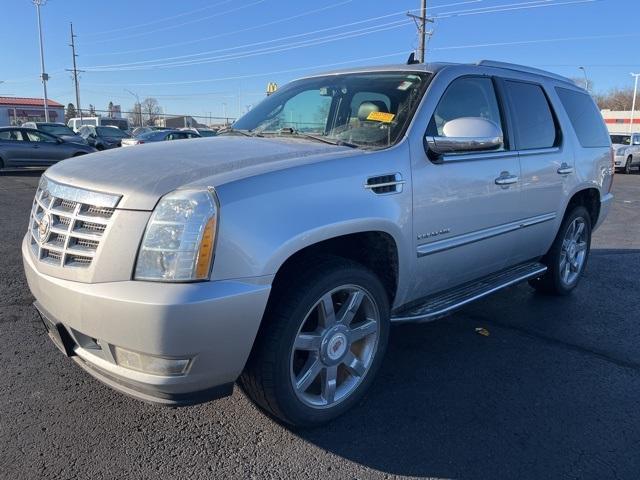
[25,130,57,143]
[427,77,504,145]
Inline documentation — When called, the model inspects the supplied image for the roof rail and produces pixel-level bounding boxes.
[475,60,574,85]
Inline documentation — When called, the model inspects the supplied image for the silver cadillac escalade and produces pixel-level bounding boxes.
[23,60,614,427]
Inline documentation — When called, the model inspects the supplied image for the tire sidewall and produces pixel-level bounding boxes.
[549,206,592,294]
[271,264,390,426]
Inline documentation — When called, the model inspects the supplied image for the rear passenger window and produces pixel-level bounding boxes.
[505,81,558,150]
[556,87,610,148]
[427,76,504,147]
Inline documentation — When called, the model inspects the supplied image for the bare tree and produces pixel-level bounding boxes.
[127,103,142,127]
[593,87,635,111]
[140,97,161,126]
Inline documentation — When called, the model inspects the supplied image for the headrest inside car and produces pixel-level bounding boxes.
[357,101,389,121]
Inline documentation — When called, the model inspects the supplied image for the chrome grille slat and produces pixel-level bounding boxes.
[28,177,120,269]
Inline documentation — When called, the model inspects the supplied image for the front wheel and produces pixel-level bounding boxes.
[624,156,632,174]
[240,258,390,427]
[529,205,592,295]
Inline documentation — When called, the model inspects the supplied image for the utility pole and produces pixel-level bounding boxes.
[630,73,640,134]
[33,0,49,122]
[67,22,84,121]
[407,0,433,63]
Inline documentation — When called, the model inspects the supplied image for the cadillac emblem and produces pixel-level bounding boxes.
[38,213,52,244]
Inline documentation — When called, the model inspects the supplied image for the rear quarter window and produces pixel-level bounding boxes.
[555,87,610,148]
[505,81,558,150]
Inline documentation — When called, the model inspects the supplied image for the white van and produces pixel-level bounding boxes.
[67,117,130,132]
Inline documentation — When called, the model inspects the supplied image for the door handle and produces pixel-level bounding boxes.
[557,163,574,175]
[495,173,519,186]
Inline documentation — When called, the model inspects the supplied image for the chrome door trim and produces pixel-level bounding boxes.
[417,212,556,257]
[440,150,518,163]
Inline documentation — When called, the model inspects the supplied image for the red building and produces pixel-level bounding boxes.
[0,97,65,126]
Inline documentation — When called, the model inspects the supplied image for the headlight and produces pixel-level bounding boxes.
[616,147,627,155]
[134,188,218,282]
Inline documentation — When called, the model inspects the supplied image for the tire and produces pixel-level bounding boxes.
[240,257,390,427]
[529,205,592,295]
[96,145,105,151]
[0,156,4,171]
[624,156,632,174]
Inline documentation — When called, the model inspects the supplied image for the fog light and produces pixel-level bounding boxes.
[112,346,190,376]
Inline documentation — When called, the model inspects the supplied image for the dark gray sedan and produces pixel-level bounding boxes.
[0,127,96,169]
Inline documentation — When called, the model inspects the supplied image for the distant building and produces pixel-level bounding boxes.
[157,115,206,129]
[601,110,640,133]
[0,97,65,126]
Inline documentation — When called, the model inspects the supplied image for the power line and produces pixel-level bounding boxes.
[82,50,411,87]
[433,0,598,18]
[83,0,267,45]
[82,20,414,72]
[82,0,235,37]
[83,0,355,57]
[81,0,594,72]
[431,32,640,51]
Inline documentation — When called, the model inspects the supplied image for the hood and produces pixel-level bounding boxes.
[44,136,357,210]
[612,143,628,150]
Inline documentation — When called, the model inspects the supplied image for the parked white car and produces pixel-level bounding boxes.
[611,133,640,174]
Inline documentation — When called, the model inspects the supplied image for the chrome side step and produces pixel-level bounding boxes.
[391,261,547,323]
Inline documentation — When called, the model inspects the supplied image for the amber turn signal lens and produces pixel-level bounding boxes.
[195,216,216,279]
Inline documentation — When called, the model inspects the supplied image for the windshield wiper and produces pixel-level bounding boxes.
[263,128,358,148]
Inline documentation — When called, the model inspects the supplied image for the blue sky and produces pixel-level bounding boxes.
[0,0,635,120]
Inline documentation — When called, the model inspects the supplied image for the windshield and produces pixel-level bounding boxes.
[233,71,430,149]
[101,119,129,130]
[96,127,127,138]
[198,130,217,137]
[39,124,75,136]
[610,135,631,145]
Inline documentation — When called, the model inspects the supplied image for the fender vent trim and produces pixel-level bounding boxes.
[364,173,405,195]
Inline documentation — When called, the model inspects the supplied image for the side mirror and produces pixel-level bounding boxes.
[425,117,503,157]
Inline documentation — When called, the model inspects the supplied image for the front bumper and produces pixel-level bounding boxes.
[614,154,627,168]
[23,234,271,405]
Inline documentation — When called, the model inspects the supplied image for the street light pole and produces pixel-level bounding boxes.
[630,73,640,134]
[33,0,49,122]
[578,66,589,92]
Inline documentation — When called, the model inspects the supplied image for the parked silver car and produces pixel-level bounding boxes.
[610,132,640,173]
[0,127,96,169]
[23,61,614,426]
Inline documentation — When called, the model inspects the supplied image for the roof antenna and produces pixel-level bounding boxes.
[407,52,420,65]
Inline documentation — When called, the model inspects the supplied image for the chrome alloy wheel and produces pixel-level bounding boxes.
[289,285,380,409]
[560,217,588,285]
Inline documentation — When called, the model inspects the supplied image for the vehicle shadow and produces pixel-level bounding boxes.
[0,167,46,177]
[295,254,640,478]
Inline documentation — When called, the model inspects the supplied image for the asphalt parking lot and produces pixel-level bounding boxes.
[0,170,639,480]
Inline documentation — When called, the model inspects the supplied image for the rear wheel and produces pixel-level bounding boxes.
[529,205,592,295]
[240,258,390,427]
